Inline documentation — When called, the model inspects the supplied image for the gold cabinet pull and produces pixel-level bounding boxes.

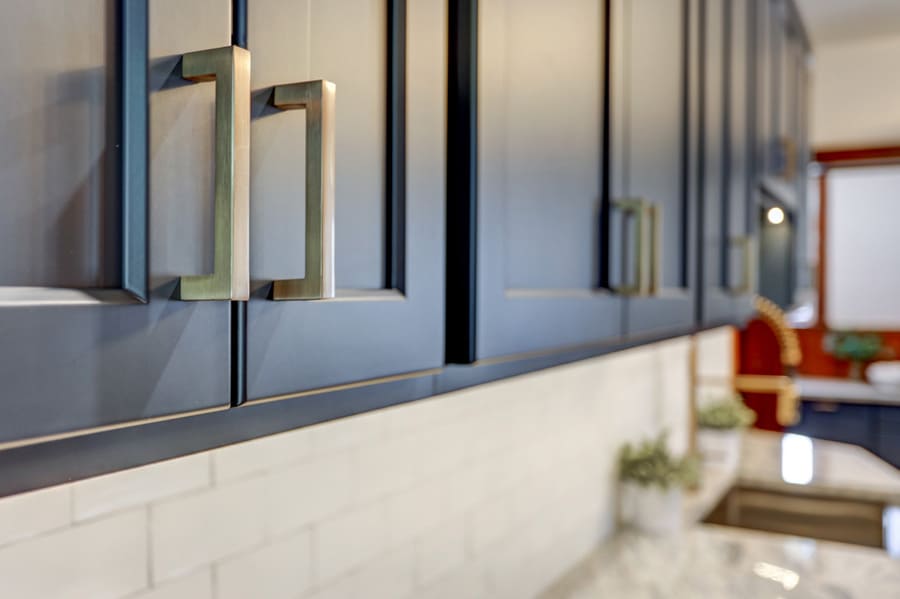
[730,235,756,295]
[177,46,251,301]
[614,198,659,296]
[269,80,336,300]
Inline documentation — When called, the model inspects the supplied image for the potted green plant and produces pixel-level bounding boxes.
[823,331,885,380]
[697,394,756,470]
[618,432,698,535]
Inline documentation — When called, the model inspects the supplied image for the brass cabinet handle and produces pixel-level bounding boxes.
[177,46,251,301]
[614,199,659,296]
[270,80,337,300]
[729,235,756,295]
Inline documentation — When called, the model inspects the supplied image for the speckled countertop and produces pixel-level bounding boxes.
[740,430,900,504]
[540,525,900,599]
[542,431,900,598]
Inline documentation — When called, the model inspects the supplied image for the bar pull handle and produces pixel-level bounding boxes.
[730,235,756,295]
[614,199,659,296]
[177,46,251,301]
[270,80,336,300]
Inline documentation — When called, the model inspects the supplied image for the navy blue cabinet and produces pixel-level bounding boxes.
[243,0,446,403]
[790,402,900,468]
[447,0,624,364]
[699,0,757,326]
[0,1,234,446]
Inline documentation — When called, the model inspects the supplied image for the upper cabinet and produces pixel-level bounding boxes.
[447,0,623,363]
[757,0,811,206]
[608,0,698,337]
[0,0,234,446]
[244,0,446,402]
[700,0,757,325]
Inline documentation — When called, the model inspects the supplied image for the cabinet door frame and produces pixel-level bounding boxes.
[699,0,756,326]
[0,0,237,447]
[244,0,446,402]
[0,0,147,306]
[611,0,698,337]
[447,0,624,364]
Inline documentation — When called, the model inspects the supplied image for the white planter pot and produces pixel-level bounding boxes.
[697,428,743,470]
[619,482,684,536]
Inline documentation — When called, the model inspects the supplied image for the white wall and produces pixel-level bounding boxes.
[0,329,739,599]
[812,34,900,148]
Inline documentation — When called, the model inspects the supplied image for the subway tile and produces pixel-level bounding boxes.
[0,485,70,547]
[216,531,312,599]
[415,517,467,586]
[695,325,736,379]
[212,427,312,483]
[309,410,387,455]
[356,434,419,503]
[303,545,415,599]
[151,477,266,583]
[0,509,147,599]
[264,452,355,537]
[413,562,489,599]
[73,453,210,521]
[314,502,391,584]
[130,569,213,599]
[412,422,468,479]
[386,478,451,546]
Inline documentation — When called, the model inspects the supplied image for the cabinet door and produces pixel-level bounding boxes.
[610,0,697,336]
[447,0,621,363]
[245,0,445,400]
[0,1,233,446]
[700,0,755,325]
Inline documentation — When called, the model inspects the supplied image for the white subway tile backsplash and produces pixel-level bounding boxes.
[129,569,213,599]
[264,451,355,537]
[73,453,210,521]
[0,334,694,599]
[695,326,736,379]
[151,477,266,583]
[0,485,70,547]
[216,531,312,599]
[303,545,416,599]
[414,517,467,586]
[356,434,419,503]
[309,410,388,455]
[212,428,312,483]
[314,502,391,583]
[0,510,146,599]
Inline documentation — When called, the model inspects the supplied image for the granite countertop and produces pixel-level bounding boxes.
[740,430,900,505]
[541,524,900,599]
[796,375,900,406]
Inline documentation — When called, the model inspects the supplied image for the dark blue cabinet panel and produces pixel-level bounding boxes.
[243,0,445,401]
[0,1,233,446]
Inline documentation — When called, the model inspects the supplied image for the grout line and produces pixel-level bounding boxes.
[145,504,154,590]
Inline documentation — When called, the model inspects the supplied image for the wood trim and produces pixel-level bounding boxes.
[812,145,900,329]
[816,172,827,328]
[815,146,900,167]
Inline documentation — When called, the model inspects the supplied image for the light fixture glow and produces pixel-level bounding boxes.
[767,206,786,225]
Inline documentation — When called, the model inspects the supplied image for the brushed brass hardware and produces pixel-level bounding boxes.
[730,235,756,295]
[614,199,659,296]
[270,80,336,300]
[177,46,251,301]
[754,295,803,368]
[733,374,800,426]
